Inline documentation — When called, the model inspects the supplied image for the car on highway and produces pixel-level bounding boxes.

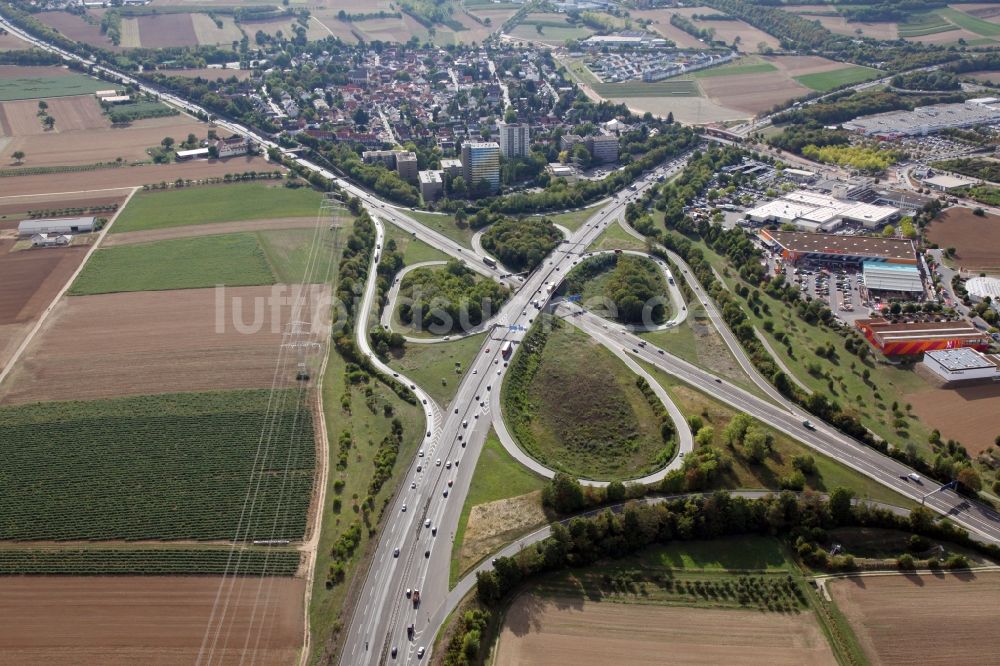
[424,519,431,528]
[391,646,397,659]
[436,459,441,466]
[472,369,478,374]
[802,420,816,430]
[418,449,424,457]
[443,489,449,497]
[418,647,425,659]
[908,472,922,483]
[401,504,406,512]
[406,588,411,598]
[393,548,399,558]
[448,479,453,487]
[411,481,416,489]
[416,464,422,472]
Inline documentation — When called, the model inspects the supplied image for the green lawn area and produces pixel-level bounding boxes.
[504,318,674,481]
[591,80,700,98]
[937,7,1000,37]
[112,183,324,233]
[586,222,647,253]
[257,228,341,284]
[451,432,547,584]
[309,303,425,663]
[0,72,108,101]
[639,359,917,508]
[794,66,881,92]
[564,57,601,86]
[509,23,593,43]
[384,224,452,265]
[70,233,274,295]
[690,59,777,79]
[386,333,487,408]
[403,210,474,248]
[635,535,790,571]
[688,238,931,451]
[537,203,602,232]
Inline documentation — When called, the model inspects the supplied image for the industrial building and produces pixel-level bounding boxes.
[461,141,501,193]
[759,230,916,267]
[965,276,1000,305]
[862,262,925,297]
[18,217,95,237]
[497,122,530,158]
[922,348,1000,383]
[747,190,899,232]
[855,318,990,356]
[842,98,1000,138]
[546,163,577,182]
[923,174,977,192]
[418,170,443,200]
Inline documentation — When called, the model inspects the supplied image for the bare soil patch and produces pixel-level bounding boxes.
[906,384,1000,456]
[700,70,811,114]
[495,593,837,666]
[910,28,981,44]
[2,112,207,169]
[159,67,253,81]
[0,239,87,326]
[671,7,781,52]
[460,491,547,575]
[952,3,1000,21]
[964,70,1000,84]
[629,9,706,48]
[829,572,1000,666]
[767,54,852,76]
[0,95,108,136]
[613,96,749,124]
[4,154,274,196]
[0,576,303,665]
[34,11,118,50]
[137,13,199,48]
[0,284,330,404]
[191,13,244,46]
[786,6,900,39]
[0,65,74,80]
[105,216,319,246]
[926,207,1000,272]
[0,30,31,51]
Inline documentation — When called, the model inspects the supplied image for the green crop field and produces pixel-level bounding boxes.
[112,183,324,233]
[70,233,275,295]
[937,7,1000,37]
[0,389,314,541]
[0,72,108,101]
[898,12,957,38]
[257,227,343,284]
[591,80,700,98]
[503,317,673,480]
[794,66,880,92]
[0,547,301,575]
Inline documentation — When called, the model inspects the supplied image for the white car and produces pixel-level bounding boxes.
[436,459,441,466]
[401,504,406,512]
[424,519,431,528]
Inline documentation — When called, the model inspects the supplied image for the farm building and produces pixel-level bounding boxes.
[30,233,72,247]
[855,318,990,356]
[216,136,251,158]
[862,262,925,297]
[922,348,1000,383]
[176,147,210,160]
[18,217,95,237]
[758,230,916,267]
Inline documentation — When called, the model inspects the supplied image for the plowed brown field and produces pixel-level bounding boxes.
[0,239,88,371]
[906,384,1000,456]
[3,155,275,196]
[495,593,837,666]
[137,13,199,48]
[0,576,303,665]
[0,95,109,135]
[34,11,118,50]
[2,111,207,169]
[926,207,1000,272]
[829,572,1000,666]
[0,284,330,404]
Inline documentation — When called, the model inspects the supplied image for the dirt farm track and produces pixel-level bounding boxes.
[829,572,1000,666]
[0,576,303,665]
[494,593,837,666]
[0,285,330,405]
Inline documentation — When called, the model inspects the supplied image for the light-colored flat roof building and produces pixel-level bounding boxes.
[923,348,1000,382]
[923,174,977,191]
[862,262,924,293]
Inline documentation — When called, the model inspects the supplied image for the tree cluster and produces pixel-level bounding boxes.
[480,218,562,272]
[397,260,510,332]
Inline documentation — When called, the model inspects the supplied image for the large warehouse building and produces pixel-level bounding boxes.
[18,217,95,237]
[965,276,1000,305]
[862,262,925,298]
[747,190,899,232]
[855,318,990,356]
[922,348,1000,383]
[759,230,917,267]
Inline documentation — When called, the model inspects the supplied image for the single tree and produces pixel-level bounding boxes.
[11,150,25,165]
[42,115,55,130]
[161,136,175,149]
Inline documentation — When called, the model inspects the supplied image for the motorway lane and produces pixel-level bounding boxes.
[341,167,678,665]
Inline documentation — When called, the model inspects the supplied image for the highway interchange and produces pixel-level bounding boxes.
[3,16,999,663]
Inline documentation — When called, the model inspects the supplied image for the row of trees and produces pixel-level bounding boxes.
[477,489,1000,608]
